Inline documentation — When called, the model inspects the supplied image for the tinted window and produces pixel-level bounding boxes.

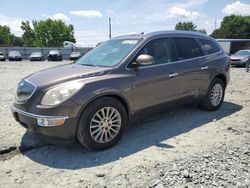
[137,38,175,66]
[172,37,201,60]
[199,38,221,54]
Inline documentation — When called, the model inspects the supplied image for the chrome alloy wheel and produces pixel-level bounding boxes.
[90,107,122,143]
[210,83,223,106]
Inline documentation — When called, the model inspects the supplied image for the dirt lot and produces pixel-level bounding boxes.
[0,61,249,188]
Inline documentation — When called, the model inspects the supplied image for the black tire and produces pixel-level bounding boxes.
[201,78,225,111]
[77,97,127,150]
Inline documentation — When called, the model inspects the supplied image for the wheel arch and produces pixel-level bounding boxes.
[213,73,227,87]
[76,92,132,131]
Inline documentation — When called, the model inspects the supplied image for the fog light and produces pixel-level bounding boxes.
[37,118,66,127]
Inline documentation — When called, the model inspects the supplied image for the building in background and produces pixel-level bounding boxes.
[217,39,250,54]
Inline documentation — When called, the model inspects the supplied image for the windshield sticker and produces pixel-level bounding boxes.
[122,40,138,44]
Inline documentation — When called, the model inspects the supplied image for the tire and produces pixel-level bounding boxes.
[77,97,127,150]
[201,78,225,111]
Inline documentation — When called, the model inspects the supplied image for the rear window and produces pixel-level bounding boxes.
[199,38,221,55]
[172,37,201,61]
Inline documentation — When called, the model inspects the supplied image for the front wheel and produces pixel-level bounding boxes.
[201,78,225,111]
[77,97,127,150]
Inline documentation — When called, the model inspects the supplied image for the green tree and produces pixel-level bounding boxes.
[175,22,197,31]
[21,21,35,47]
[21,19,76,47]
[210,15,250,39]
[11,35,23,46]
[0,25,13,45]
[0,25,23,46]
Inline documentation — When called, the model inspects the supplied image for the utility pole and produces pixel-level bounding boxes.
[109,17,112,39]
[215,18,217,30]
[214,18,217,38]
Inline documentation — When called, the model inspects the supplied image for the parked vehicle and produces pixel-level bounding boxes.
[69,51,82,61]
[11,31,230,150]
[29,52,45,61]
[0,52,6,61]
[8,51,22,61]
[47,50,62,61]
[230,49,250,66]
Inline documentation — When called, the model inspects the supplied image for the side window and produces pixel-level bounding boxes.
[136,38,175,66]
[199,38,221,54]
[172,37,200,60]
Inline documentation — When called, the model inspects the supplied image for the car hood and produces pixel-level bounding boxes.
[230,55,248,60]
[48,53,60,56]
[26,64,112,88]
[70,54,80,57]
[9,55,21,57]
[30,55,42,58]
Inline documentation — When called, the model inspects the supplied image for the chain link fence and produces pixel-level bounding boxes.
[0,47,92,60]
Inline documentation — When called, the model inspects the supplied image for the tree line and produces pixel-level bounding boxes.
[175,15,250,39]
[0,15,250,47]
[0,19,75,47]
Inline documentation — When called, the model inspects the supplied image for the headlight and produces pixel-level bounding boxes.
[41,80,84,105]
[242,57,249,62]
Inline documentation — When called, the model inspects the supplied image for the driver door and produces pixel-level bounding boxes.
[130,38,180,112]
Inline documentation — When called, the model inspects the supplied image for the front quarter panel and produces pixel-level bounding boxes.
[72,73,134,118]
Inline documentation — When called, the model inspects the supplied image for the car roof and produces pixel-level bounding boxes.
[112,30,209,41]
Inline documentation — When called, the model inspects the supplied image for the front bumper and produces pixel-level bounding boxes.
[8,57,22,61]
[11,106,77,142]
[230,60,246,65]
[48,55,62,61]
[29,57,44,61]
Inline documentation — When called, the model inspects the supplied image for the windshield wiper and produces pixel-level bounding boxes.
[80,64,97,67]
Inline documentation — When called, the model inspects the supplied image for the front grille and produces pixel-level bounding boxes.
[16,80,36,102]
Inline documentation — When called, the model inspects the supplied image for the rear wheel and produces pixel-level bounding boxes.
[201,78,225,111]
[77,97,127,150]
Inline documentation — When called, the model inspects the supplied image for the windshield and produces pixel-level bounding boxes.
[235,50,250,56]
[9,51,20,56]
[49,50,60,54]
[31,52,42,56]
[76,39,140,67]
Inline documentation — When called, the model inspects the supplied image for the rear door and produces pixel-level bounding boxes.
[129,38,180,112]
[171,37,206,101]
[196,38,225,95]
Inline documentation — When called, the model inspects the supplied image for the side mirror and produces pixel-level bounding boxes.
[135,54,155,66]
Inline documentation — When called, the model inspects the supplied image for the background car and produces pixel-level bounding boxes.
[0,52,6,61]
[47,50,63,61]
[8,51,22,61]
[29,52,45,61]
[230,49,250,66]
[69,51,82,61]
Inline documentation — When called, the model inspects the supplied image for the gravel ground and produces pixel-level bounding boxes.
[0,61,249,188]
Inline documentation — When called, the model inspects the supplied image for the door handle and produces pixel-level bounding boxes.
[169,73,178,78]
[201,66,208,70]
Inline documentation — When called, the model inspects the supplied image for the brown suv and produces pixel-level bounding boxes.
[11,31,230,150]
